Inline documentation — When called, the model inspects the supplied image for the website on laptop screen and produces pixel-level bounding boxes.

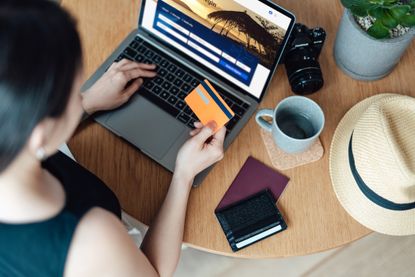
[142,0,293,99]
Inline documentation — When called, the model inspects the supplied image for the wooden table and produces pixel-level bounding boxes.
[63,0,415,258]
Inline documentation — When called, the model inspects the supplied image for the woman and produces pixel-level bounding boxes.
[0,1,225,276]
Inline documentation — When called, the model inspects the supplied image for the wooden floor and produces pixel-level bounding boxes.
[175,233,415,276]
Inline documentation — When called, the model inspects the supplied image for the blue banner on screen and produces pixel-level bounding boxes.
[153,1,256,85]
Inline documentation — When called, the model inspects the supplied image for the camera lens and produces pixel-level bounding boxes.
[282,23,326,95]
[285,59,324,95]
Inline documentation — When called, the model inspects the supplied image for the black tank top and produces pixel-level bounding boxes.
[0,152,121,276]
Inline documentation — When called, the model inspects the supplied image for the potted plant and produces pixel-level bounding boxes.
[334,0,415,80]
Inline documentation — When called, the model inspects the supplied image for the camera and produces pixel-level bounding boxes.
[282,23,326,95]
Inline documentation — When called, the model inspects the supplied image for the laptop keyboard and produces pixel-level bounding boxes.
[114,36,250,135]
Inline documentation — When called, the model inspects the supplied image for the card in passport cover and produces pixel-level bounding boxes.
[215,190,287,252]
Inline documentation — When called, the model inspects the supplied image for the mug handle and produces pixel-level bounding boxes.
[255,109,274,132]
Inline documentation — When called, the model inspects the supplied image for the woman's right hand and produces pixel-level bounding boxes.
[174,121,226,184]
[82,59,156,114]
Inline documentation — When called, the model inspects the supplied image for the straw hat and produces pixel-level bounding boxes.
[330,93,415,236]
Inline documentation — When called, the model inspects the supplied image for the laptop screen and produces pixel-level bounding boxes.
[141,0,295,99]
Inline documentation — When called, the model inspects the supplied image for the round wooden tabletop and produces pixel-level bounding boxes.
[64,0,415,258]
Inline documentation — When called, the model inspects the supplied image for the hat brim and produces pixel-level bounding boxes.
[330,93,415,236]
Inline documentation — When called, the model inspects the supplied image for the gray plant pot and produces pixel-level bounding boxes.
[334,9,415,81]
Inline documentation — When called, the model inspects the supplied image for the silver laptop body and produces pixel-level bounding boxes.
[82,0,295,186]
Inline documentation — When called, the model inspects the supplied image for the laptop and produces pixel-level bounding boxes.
[82,0,295,186]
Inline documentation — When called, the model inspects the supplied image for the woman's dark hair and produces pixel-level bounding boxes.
[0,0,82,172]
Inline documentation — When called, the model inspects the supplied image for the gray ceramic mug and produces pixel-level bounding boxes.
[255,96,325,153]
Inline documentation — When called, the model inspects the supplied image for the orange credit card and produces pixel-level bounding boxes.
[185,79,234,132]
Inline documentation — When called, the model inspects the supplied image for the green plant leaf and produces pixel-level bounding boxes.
[383,0,399,4]
[400,14,415,26]
[382,11,399,28]
[389,5,411,20]
[351,5,370,16]
[410,0,415,9]
[340,0,352,8]
[368,7,385,19]
[367,20,390,38]
[341,0,368,8]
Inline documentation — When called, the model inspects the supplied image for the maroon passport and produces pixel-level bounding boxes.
[215,156,289,211]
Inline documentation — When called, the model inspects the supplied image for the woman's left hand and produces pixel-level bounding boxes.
[82,59,157,114]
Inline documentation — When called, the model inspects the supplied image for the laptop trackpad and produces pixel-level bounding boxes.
[105,97,185,159]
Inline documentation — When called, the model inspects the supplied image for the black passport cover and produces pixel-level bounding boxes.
[215,190,287,252]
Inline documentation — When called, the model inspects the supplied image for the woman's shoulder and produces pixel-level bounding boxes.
[64,207,158,277]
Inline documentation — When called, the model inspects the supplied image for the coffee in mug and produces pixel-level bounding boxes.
[255,96,325,153]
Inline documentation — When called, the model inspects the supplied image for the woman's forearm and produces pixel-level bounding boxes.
[140,172,193,277]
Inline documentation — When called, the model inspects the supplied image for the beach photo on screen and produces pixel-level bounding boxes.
[162,0,288,69]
